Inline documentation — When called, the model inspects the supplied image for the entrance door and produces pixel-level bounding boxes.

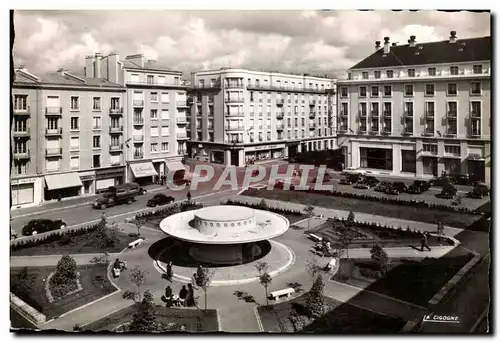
[83,180,92,194]
[230,150,239,166]
[468,160,485,182]
[422,157,438,176]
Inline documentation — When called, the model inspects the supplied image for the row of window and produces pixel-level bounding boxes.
[422,143,462,155]
[340,82,483,98]
[353,65,485,80]
[200,77,330,91]
[132,74,181,85]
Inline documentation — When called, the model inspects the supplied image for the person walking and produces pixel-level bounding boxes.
[179,285,188,306]
[166,261,173,281]
[187,191,192,202]
[420,232,431,251]
[186,283,195,307]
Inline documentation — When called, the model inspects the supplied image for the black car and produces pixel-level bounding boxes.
[406,180,431,194]
[363,176,380,187]
[430,175,456,187]
[340,174,362,185]
[374,181,391,192]
[147,193,175,207]
[385,182,407,195]
[22,219,67,236]
[467,183,490,199]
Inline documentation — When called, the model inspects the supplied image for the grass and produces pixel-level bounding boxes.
[242,188,481,228]
[10,231,136,256]
[83,305,219,332]
[10,264,116,320]
[10,308,38,330]
[332,247,474,307]
[257,293,405,333]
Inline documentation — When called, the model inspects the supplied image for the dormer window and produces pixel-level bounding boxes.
[386,70,394,78]
[374,71,381,79]
[362,72,369,80]
[408,69,415,77]
[473,65,483,74]
[450,66,459,75]
[428,67,436,76]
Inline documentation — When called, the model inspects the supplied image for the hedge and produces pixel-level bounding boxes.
[135,202,204,221]
[221,199,303,217]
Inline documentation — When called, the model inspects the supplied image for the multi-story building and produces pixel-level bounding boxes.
[11,66,127,208]
[337,32,491,183]
[85,53,189,183]
[187,69,337,166]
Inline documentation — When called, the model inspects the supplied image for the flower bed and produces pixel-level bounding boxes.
[45,271,83,303]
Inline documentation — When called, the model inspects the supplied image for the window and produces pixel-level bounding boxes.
[130,74,140,82]
[147,75,154,84]
[92,116,102,129]
[92,97,101,111]
[445,145,460,155]
[151,126,159,137]
[450,66,459,75]
[384,70,393,78]
[425,84,435,96]
[161,125,169,136]
[428,67,436,76]
[161,109,169,120]
[471,101,481,117]
[359,86,367,97]
[13,161,28,175]
[47,117,58,130]
[371,86,379,97]
[407,69,415,77]
[471,82,481,95]
[14,95,28,111]
[111,135,120,146]
[161,92,170,103]
[340,87,348,98]
[383,86,392,97]
[150,92,158,102]
[111,117,120,128]
[447,102,457,116]
[473,65,483,74]
[360,103,367,116]
[161,142,169,152]
[70,156,79,170]
[150,109,158,119]
[70,117,79,130]
[404,85,414,96]
[423,144,438,154]
[362,72,369,79]
[374,71,381,79]
[150,143,158,153]
[93,155,101,168]
[46,159,59,172]
[111,97,120,110]
[14,119,27,132]
[70,96,79,110]
[447,83,457,96]
[404,102,413,115]
[93,136,101,149]
[70,137,79,151]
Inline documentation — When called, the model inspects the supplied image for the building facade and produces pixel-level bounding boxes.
[85,53,189,184]
[187,69,337,167]
[337,32,491,183]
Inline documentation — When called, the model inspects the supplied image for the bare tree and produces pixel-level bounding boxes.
[196,267,215,312]
[128,266,149,302]
[255,261,272,306]
[337,220,354,258]
[134,217,147,237]
[305,257,322,279]
[303,205,316,231]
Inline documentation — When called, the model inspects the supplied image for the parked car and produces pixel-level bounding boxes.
[406,180,431,194]
[385,185,400,196]
[93,182,143,209]
[341,167,366,176]
[430,175,456,187]
[354,181,371,189]
[340,174,361,185]
[363,176,380,187]
[440,183,458,199]
[11,229,18,240]
[374,181,391,192]
[385,182,407,195]
[147,193,175,207]
[467,183,490,199]
[22,219,67,236]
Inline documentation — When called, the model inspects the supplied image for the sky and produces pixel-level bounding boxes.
[12,10,491,79]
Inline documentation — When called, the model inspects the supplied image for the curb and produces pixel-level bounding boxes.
[10,292,46,327]
[216,309,223,332]
[253,306,264,332]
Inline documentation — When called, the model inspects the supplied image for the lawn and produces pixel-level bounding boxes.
[257,294,405,333]
[10,264,116,320]
[83,305,219,332]
[242,188,481,228]
[10,231,136,256]
[332,247,474,307]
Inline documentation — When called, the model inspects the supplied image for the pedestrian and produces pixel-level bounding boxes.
[101,211,107,223]
[191,273,199,289]
[187,191,192,202]
[165,285,172,299]
[166,261,173,281]
[57,192,62,203]
[186,283,195,307]
[179,285,188,306]
[341,162,345,171]
[420,232,431,251]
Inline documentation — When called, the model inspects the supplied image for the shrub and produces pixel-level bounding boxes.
[306,275,325,318]
[53,254,77,284]
[359,267,383,279]
[370,245,390,273]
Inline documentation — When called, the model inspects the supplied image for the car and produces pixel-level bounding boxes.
[374,181,391,192]
[354,181,371,189]
[391,182,408,194]
[406,180,431,194]
[385,185,400,195]
[341,167,366,176]
[467,183,490,199]
[147,193,175,207]
[340,174,361,185]
[363,176,380,187]
[430,175,456,187]
[22,219,67,236]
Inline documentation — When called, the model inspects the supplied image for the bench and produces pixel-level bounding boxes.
[270,288,295,301]
[308,233,323,243]
[128,238,144,248]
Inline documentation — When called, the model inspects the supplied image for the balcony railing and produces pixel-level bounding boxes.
[13,128,30,137]
[425,111,435,118]
[133,117,144,125]
[309,112,316,119]
[226,112,245,117]
[371,111,379,118]
[358,126,367,133]
[309,100,317,106]
[109,107,123,115]
[45,127,63,136]
[445,129,457,136]
[133,135,144,142]
[45,147,62,156]
[176,117,187,124]
[225,125,245,131]
[133,152,144,160]
[193,82,221,90]
[422,128,434,136]
[14,149,30,159]
[447,111,457,118]
[383,111,392,118]
[176,101,188,107]
[109,143,124,151]
[422,149,438,156]
[276,99,285,106]
[403,111,413,118]
[276,113,284,120]
[370,126,379,133]
[14,106,30,116]
[176,133,189,139]
[45,107,62,115]
[247,83,330,94]
[133,100,144,107]
[207,97,214,103]
[470,129,481,137]
[109,126,123,133]
[229,139,244,144]
[276,124,285,131]
[381,127,391,134]
[226,98,245,103]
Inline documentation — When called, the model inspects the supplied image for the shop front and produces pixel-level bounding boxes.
[443,157,461,176]
[95,167,125,193]
[11,176,43,208]
[153,159,166,183]
[165,160,186,181]
[211,150,225,164]
[401,150,417,173]
[467,145,486,182]
[422,156,438,176]
[359,147,393,170]
[44,172,83,201]
[129,161,158,185]
[244,143,286,163]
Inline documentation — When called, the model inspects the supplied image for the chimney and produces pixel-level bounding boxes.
[409,35,416,47]
[125,54,145,68]
[449,31,457,43]
[85,55,95,78]
[383,37,390,54]
[94,52,102,78]
[375,40,381,51]
[57,68,66,75]
[108,52,121,84]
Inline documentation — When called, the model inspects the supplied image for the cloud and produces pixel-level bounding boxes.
[12,10,491,78]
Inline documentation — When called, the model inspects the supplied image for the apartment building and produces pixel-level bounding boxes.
[85,53,189,184]
[337,32,491,183]
[11,67,127,208]
[187,69,337,166]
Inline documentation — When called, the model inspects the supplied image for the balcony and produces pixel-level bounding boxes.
[109,143,123,152]
[371,111,379,118]
[133,117,144,125]
[309,100,317,106]
[425,111,435,118]
[383,111,392,118]
[276,113,284,120]
[45,127,63,136]
[225,83,245,89]
[309,123,317,130]
[359,111,367,118]
[176,133,189,140]
[246,83,330,94]
[176,117,187,125]
[45,107,62,116]
[446,111,457,118]
[207,97,214,103]
[229,139,244,144]
[226,98,245,103]
[45,147,62,157]
[14,106,30,116]
[226,112,245,117]
[422,149,438,156]
[13,128,30,138]
[402,126,413,135]
[337,126,348,133]
[176,101,188,107]
[193,82,221,90]
[109,126,123,133]
[133,100,144,107]
[403,111,413,118]
[276,124,285,131]
[276,99,285,106]
[109,107,124,115]
[309,112,316,119]
[207,125,214,130]
[133,152,144,160]
[225,125,245,131]
[133,135,144,142]
[14,149,30,160]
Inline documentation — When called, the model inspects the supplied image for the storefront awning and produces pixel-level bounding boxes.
[165,161,185,173]
[45,173,83,191]
[130,162,158,178]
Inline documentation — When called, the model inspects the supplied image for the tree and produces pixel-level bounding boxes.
[195,267,215,312]
[258,199,268,210]
[370,244,390,274]
[305,257,322,279]
[255,261,272,306]
[436,221,444,241]
[134,217,147,237]
[129,290,157,332]
[347,211,355,223]
[303,205,316,231]
[53,254,77,284]
[337,221,354,258]
[128,266,148,302]
[306,274,325,318]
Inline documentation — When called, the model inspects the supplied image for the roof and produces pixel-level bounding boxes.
[123,59,181,73]
[350,36,491,70]
[14,72,39,84]
[39,72,124,88]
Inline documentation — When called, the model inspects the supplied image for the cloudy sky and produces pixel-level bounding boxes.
[12,10,490,79]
